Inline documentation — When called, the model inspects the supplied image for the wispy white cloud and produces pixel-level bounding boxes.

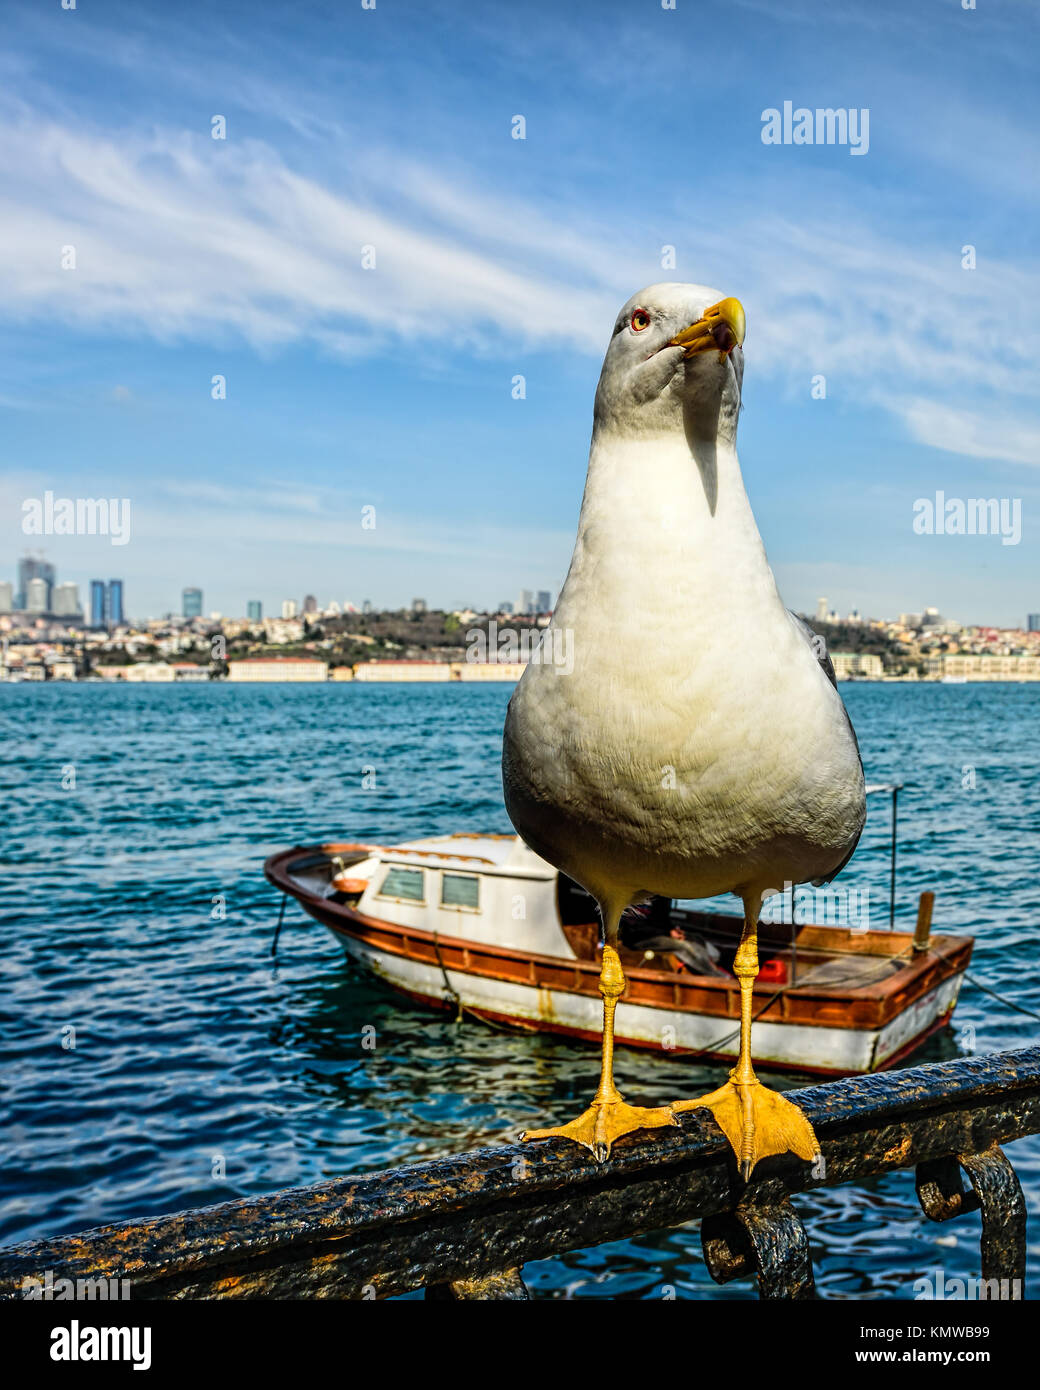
[2,113,1038,404]
[0,119,611,359]
[898,398,1040,467]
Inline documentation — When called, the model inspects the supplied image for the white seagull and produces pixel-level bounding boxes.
[503,283,865,1177]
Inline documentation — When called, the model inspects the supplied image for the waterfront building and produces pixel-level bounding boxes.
[227,657,328,682]
[98,662,175,682]
[927,654,1040,681]
[454,661,526,683]
[182,587,203,620]
[354,660,451,683]
[831,652,884,680]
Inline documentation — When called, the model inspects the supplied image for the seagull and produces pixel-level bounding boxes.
[502,283,865,1177]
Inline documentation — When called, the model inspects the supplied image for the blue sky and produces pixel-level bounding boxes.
[1,0,1037,623]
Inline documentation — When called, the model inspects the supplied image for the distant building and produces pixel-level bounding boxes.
[455,662,526,683]
[100,662,174,682]
[0,581,13,614]
[90,580,106,629]
[517,589,535,616]
[49,659,77,681]
[303,594,318,614]
[498,602,513,615]
[412,598,427,614]
[52,582,82,617]
[361,600,373,615]
[1028,614,1040,633]
[182,587,203,620]
[247,600,263,623]
[26,578,49,613]
[88,579,123,628]
[831,652,884,680]
[108,579,124,626]
[816,597,828,623]
[281,599,298,619]
[928,654,1040,681]
[228,658,328,682]
[536,590,552,613]
[354,661,451,683]
[17,557,55,611]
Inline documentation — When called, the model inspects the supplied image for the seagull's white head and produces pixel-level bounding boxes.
[593,282,745,442]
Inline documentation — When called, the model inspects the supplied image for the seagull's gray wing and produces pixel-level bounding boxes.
[788,611,865,884]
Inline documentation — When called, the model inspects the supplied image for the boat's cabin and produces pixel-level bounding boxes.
[334,833,576,957]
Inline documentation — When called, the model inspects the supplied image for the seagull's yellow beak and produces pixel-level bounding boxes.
[669,297,746,358]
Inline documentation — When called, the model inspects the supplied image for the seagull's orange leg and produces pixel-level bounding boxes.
[521,919,676,1162]
[671,892,820,1180]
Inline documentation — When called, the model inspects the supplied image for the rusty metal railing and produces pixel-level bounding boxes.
[0,1046,1035,1300]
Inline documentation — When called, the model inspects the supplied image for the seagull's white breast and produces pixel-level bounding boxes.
[503,430,865,912]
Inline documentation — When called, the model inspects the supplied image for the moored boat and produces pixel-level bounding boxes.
[264,829,973,1077]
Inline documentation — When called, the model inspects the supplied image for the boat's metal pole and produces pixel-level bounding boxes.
[889,785,899,929]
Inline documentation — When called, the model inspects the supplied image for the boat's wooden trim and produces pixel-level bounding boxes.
[264,847,974,1033]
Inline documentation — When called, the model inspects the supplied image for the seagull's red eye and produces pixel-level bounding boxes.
[630,309,651,332]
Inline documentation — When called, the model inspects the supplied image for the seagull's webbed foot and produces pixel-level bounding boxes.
[522,1094,676,1164]
[671,1075,819,1181]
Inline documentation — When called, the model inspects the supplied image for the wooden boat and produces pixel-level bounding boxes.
[264,826,973,1078]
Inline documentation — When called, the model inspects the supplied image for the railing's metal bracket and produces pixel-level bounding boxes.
[426,1267,530,1301]
[916,1143,1025,1298]
[701,1182,815,1300]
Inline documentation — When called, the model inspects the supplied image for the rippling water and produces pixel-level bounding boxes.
[1,681,1038,1298]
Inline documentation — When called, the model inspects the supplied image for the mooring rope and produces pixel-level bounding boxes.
[965,972,1040,1024]
[430,929,464,1022]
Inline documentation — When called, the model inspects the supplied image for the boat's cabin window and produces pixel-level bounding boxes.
[441,873,480,911]
[377,866,425,902]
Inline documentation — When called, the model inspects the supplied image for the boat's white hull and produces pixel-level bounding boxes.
[334,929,964,1076]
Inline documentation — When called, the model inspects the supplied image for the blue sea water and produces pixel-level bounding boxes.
[1,681,1038,1299]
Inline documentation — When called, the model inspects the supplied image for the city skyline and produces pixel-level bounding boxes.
[3,553,1040,635]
